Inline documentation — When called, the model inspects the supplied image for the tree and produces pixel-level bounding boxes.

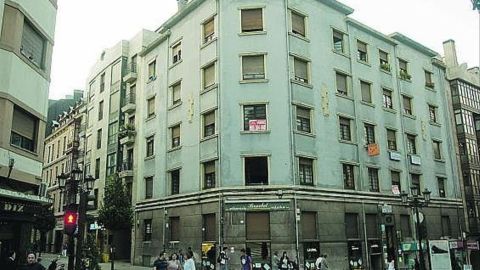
[83,233,101,270]
[98,174,133,230]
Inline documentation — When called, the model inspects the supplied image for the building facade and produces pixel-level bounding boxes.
[42,100,86,253]
[443,39,480,267]
[123,1,465,269]
[46,89,84,136]
[0,0,57,260]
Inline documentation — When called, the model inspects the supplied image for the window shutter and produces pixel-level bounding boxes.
[246,212,270,240]
[399,60,407,70]
[379,50,388,62]
[204,19,214,38]
[205,162,215,174]
[204,214,216,241]
[361,82,371,102]
[243,55,264,76]
[301,212,316,239]
[172,126,180,138]
[21,22,45,67]
[294,58,308,80]
[336,73,347,92]
[241,9,263,31]
[173,43,181,55]
[170,217,180,241]
[366,214,378,238]
[297,107,310,119]
[292,12,305,36]
[12,108,36,139]
[204,112,215,126]
[357,41,367,52]
[203,64,215,88]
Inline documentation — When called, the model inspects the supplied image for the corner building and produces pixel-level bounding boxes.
[131,0,463,269]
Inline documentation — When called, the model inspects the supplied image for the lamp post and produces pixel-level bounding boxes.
[400,186,431,270]
[59,167,96,270]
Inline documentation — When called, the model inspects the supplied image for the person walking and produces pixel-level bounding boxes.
[61,243,67,257]
[154,251,169,270]
[218,246,229,270]
[272,251,280,270]
[3,250,16,270]
[387,258,395,270]
[240,248,252,270]
[184,251,196,270]
[20,252,45,270]
[319,254,328,270]
[168,253,182,270]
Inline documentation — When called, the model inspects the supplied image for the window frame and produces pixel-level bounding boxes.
[146,135,154,157]
[433,140,442,160]
[170,169,180,195]
[147,96,155,118]
[296,106,312,134]
[339,116,352,142]
[202,62,216,90]
[240,7,264,33]
[242,103,268,132]
[386,129,397,151]
[290,10,306,37]
[171,124,181,148]
[343,163,355,190]
[144,219,152,241]
[171,82,182,106]
[202,17,215,44]
[428,105,438,123]
[148,59,156,81]
[332,29,345,54]
[382,88,393,109]
[364,123,376,144]
[402,95,413,115]
[360,80,372,104]
[356,40,368,63]
[406,134,417,155]
[145,176,153,199]
[202,110,216,138]
[241,53,266,81]
[172,41,182,64]
[293,56,310,84]
[244,155,269,186]
[298,157,314,186]
[335,71,349,96]
[203,160,216,189]
[438,177,446,198]
[368,167,379,192]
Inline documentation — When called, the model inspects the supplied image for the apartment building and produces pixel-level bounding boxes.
[0,0,57,259]
[122,0,466,269]
[84,29,159,259]
[42,99,86,253]
[443,39,480,267]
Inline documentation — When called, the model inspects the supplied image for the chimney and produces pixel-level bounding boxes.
[443,39,459,67]
[177,0,188,11]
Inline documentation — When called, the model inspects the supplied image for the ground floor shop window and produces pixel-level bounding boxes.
[246,242,271,270]
[303,241,320,270]
[201,242,216,270]
[347,241,364,270]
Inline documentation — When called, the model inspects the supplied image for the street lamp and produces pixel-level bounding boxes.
[399,186,431,270]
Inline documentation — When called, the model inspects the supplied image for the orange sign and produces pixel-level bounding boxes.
[367,144,380,156]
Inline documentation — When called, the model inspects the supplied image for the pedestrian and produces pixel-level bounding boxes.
[279,252,290,270]
[3,250,16,270]
[184,251,196,270]
[20,252,45,270]
[217,246,229,270]
[319,254,328,270]
[387,258,395,270]
[61,243,67,257]
[154,251,169,270]
[240,248,252,270]
[315,254,323,270]
[168,253,182,270]
[272,251,280,270]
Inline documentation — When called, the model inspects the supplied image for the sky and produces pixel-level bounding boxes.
[49,0,480,100]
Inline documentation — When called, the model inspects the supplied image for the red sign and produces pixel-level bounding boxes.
[367,144,380,156]
[249,119,267,131]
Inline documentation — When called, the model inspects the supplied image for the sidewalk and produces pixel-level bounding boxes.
[39,253,151,270]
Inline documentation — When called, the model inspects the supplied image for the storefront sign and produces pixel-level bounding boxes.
[1,202,25,213]
[401,241,427,251]
[429,240,451,270]
[225,200,290,211]
[467,241,479,250]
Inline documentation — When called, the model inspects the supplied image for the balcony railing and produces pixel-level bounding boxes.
[121,93,136,113]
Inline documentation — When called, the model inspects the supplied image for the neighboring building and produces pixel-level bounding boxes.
[443,39,480,267]
[0,0,57,259]
[125,0,464,269]
[83,29,159,260]
[42,100,86,253]
[46,89,84,136]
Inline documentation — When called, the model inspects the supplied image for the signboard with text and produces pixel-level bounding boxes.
[225,200,290,211]
[249,119,267,131]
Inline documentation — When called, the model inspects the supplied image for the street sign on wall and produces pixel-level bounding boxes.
[467,240,479,250]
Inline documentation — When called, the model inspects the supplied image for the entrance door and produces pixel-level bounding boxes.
[54,230,63,253]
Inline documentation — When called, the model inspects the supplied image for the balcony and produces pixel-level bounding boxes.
[118,161,133,178]
[123,66,137,83]
[119,125,136,145]
[121,93,136,113]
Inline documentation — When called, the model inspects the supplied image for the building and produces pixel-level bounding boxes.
[42,99,86,253]
[122,0,465,269]
[443,39,480,266]
[0,0,57,260]
[46,89,84,136]
[83,29,159,259]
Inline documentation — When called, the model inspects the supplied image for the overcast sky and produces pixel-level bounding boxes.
[49,0,479,99]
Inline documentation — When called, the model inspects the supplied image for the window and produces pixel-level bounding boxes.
[433,140,442,159]
[172,82,181,105]
[243,104,267,131]
[291,11,306,37]
[106,153,116,176]
[441,216,451,237]
[364,124,375,144]
[131,54,137,73]
[299,158,313,185]
[107,122,118,145]
[144,219,152,241]
[357,40,368,62]
[203,214,216,241]
[148,60,156,80]
[391,171,401,193]
[171,169,180,195]
[383,89,393,109]
[147,97,155,118]
[360,81,372,103]
[170,217,180,241]
[332,30,344,53]
[438,177,446,198]
[411,174,420,192]
[400,215,411,238]
[425,71,434,88]
[402,96,413,115]
[345,213,359,239]
[203,111,216,138]
[245,156,268,185]
[95,158,100,179]
[145,177,153,199]
[301,212,317,239]
[241,8,263,32]
[172,42,182,64]
[93,189,99,209]
[379,50,390,71]
[96,129,102,149]
[368,168,379,192]
[386,129,397,151]
[204,161,216,189]
[293,57,309,83]
[343,164,355,190]
[21,21,45,68]
[339,117,352,141]
[336,72,348,96]
[203,17,215,43]
[100,73,105,92]
[203,63,215,89]
[429,105,437,123]
[242,55,265,80]
[10,107,37,152]
[146,136,154,157]
[171,125,181,148]
[399,59,410,80]
[407,134,416,154]
[296,106,311,133]
[366,214,379,238]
